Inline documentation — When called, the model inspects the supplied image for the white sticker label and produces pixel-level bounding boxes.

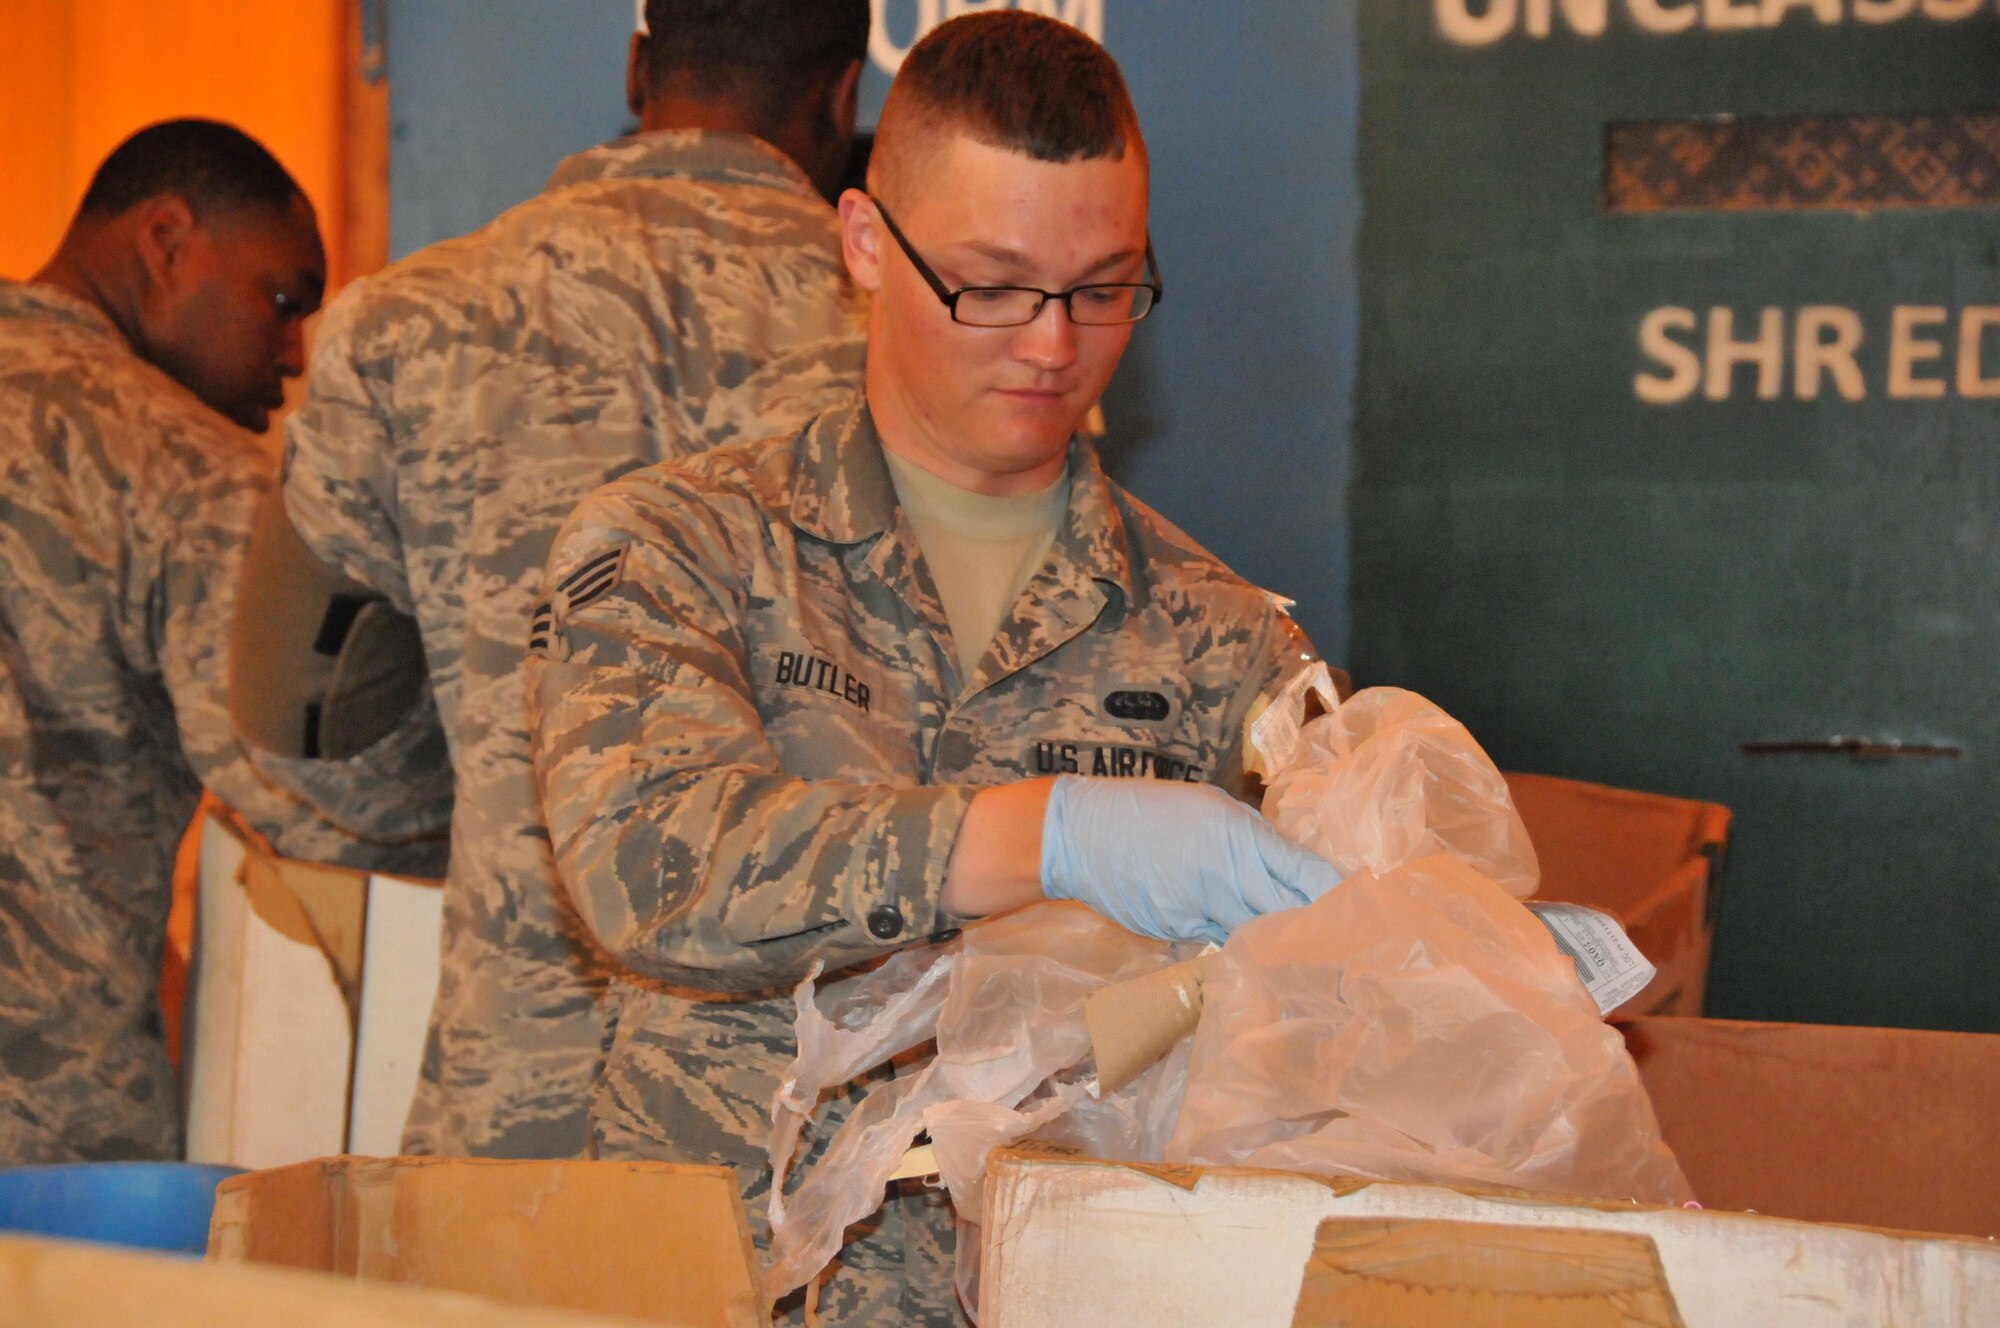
[1526,902,1657,1015]
[1247,660,1341,781]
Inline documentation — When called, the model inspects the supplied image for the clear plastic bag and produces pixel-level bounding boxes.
[1166,851,1691,1204]
[1259,684,1540,898]
[762,903,1181,1309]
[761,678,1689,1315]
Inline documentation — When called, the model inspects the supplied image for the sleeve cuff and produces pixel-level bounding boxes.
[848,783,979,947]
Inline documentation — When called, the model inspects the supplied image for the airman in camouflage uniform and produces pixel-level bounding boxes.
[0,122,436,1163]
[526,15,1335,1321]
[528,397,1313,1320]
[277,10,870,1155]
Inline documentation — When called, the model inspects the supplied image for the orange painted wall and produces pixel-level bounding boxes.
[0,0,354,282]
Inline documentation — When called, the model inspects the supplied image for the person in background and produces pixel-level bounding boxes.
[0,119,430,1163]
[239,0,871,1160]
[527,13,1342,1322]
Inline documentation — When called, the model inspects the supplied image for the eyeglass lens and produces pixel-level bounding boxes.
[954,284,1157,328]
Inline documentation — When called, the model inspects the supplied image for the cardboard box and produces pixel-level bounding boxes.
[0,1232,653,1328]
[184,808,443,1166]
[1506,772,1729,1016]
[208,1156,762,1328]
[979,1150,2000,1328]
[1619,1015,2000,1240]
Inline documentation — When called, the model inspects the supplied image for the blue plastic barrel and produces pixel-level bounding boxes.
[0,1162,243,1253]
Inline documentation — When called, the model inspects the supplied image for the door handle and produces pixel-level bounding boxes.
[1739,737,1962,759]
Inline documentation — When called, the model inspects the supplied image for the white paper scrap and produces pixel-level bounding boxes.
[1526,902,1656,1015]
[889,1143,939,1183]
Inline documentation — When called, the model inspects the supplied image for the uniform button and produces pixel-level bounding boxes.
[866,905,906,940]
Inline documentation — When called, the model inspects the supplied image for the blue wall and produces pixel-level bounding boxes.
[386,0,1358,659]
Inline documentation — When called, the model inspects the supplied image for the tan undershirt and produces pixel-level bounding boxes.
[884,448,1071,689]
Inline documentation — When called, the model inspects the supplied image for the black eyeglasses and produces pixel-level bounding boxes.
[870,196,1163,328]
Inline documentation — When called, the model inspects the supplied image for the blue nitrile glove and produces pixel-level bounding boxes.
[1039,775,1343,945]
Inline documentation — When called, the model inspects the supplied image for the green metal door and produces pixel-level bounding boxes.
[1353,2,2000,1029]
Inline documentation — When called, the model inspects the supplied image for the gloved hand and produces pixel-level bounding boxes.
[1039,775,1343,945]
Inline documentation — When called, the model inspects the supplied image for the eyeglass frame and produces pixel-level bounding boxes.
[867,195,1164,328]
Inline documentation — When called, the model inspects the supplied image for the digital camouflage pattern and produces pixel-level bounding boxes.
[281,131,864,1160]
[0,280,430,1163]
[527,393,1318,1322]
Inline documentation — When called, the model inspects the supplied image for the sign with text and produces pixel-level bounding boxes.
[1434,0,1997,44]
[869,0,1104,73]
[1355,2,2000,1034]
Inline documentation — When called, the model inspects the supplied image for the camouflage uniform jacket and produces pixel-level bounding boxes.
[281,130,864,1159]
[526,393,1316,1320]
[0,281,414,1162]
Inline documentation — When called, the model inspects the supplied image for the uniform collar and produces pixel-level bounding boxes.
[542,129,820,198]
[0,279,125,343]
[791,391,1141,611]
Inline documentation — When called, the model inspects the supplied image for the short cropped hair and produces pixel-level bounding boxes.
[871,11,1142,203]
[78,119,302,221]
[644,0,868,101]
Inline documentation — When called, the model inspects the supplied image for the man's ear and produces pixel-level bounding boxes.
[825,58,863,144]
[625,32,649,119]
[838,189,884,293]
[131,194,198,291]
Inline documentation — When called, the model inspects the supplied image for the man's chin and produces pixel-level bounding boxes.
[225,403,275,433]
[987,400,1086,449]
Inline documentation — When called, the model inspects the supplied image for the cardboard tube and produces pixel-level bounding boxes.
[1086,954,1218,1095]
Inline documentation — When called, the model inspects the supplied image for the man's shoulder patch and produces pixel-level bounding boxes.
[529,545,629,656]
[555,545,627,613]
[527,601,556,654]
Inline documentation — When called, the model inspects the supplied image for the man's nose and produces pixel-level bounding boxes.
[1012,296,1079,373]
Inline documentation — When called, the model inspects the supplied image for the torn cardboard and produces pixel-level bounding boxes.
[1290,1218,1685,1328]
[184,809,446,1168]
[186,812,355,1169]
[235,830,369,1013]
[209,1156,764,1328]
[0,1232,654,1328]
[980,1150,2000,1328]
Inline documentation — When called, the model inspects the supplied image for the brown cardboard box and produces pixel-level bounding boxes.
[979,1149,2000,1328]
[0,1233,653,1328]
[1619,1015,2000,1239]
[208,1156,762,1328]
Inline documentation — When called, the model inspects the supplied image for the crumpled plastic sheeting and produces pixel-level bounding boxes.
[761,682,1689,1313]
[1168,852,1692,1205]
[1261,686,1540,899]
[762,903,1182,1308]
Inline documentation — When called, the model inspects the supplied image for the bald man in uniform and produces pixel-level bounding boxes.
[0,120,430,1162]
